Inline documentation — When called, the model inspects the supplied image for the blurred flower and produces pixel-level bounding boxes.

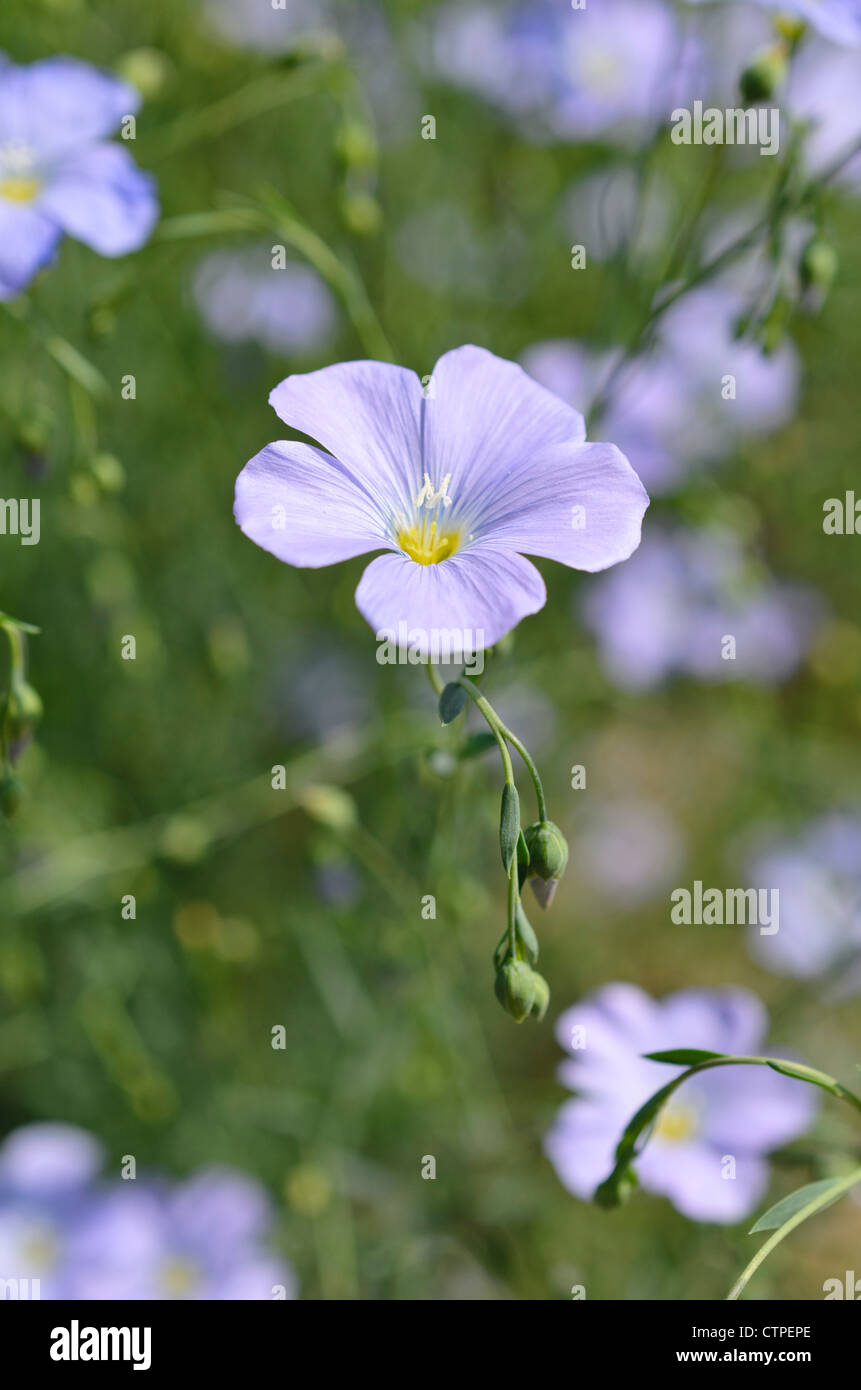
[546,983,819,1222]
[523,284,799,495]
[192,246,337,356]
[573,798,686,905]
[0,1123,295,1299]
[395,202,529,303]
[786,35,861,188]
[0,55,158,299]
[746,813,861,992]
[235,346,648,652]
[560,165,675,266]
[428,0,700,145]
[203,0,332,51]
[582,525,822,689]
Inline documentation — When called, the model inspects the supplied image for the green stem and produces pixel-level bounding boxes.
[604,1055,861,1196]
[454,677,514,785]
[726,1167,861,1302]
[507,852,518,958]
[497,724,547,822]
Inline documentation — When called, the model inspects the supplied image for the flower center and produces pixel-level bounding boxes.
[654,1101,699,1145]
[0,175,41,203]
[21,1224,60,1272]
[159,1255,200,1298]
[397,472,462,566]
[0,143,41,204]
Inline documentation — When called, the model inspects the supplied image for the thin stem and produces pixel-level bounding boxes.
[425,662,444,697]
[726,1167,861,1302]
[498,724,547,821]
[507,853,518,958]
[455,677,514,785]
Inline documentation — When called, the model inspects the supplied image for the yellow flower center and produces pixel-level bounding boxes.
[397,471,462,566]
[654,1101,699,1145]
[0,175,41,204]
[159,1256,200,1298]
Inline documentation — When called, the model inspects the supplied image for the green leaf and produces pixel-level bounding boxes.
[643,1049,726,1065]
[749,1177,849,1234]
[438,682,467,725]
[727,1167,861,1300]
[516,828,531,887]
[499,783,520,872]
[459,731,498,761]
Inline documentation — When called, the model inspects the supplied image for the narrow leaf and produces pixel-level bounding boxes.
[643,1049,726,1065]
[749,1177,849,1234]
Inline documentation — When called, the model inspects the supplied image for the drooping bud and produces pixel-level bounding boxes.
[494,959,538,1023]
[740,43,788,104]
[0,772,21,819]
[523,820,569,908]
[3,679,43,743]
[594,1165,639,1210]
[799,236,838,300]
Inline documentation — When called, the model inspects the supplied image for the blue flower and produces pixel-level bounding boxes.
[0,55,158,299]
[546,984,819,1223]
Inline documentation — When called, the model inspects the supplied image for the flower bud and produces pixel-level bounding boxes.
[594,1165,638,1210]
[739,44,787,104]
[494,959,538,1023]
[3,679,43,743]
[523,820,568,908]
[0,772,21,819]
[799,236,838,298]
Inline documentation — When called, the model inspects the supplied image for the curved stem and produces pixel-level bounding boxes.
[455,677,514,785]
[498,724,547,821]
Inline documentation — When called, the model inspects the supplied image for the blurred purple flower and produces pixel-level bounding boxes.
[523,285,799,495]
[746,813,861,991]
[0,55,158,299]
[546,983,819,1222]
[192,247,337,356]
[560,165,675,266]
[786,36,861,188]
[234,346,648,652]
[573,798,686,906]
[429,0,700,145]
[73,1168,295,1300]
[0,1123,295,1300]
[203,0,332,51]
[582,525,822,689]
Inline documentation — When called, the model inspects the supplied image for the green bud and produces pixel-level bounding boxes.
[115,47,171,100]
[335,121,378,170]
[594,1166,639,1210]
[339,190,381,237]
[523,820,568,908]
[494,959,538,1023]
[0,773,21,819]
[739,44,788,104]
[4,680,43,742]
[799,236,838,297]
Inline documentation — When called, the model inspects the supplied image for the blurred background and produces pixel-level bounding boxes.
[1,0,860,1299]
